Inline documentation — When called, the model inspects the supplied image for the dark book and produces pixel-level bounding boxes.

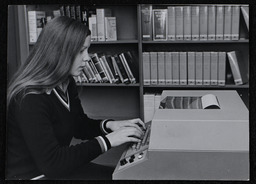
[70,5,76,19]
[88,59,102,82]
[100,55,119,83]
[112,55,130,84]
[153,9,167,40]
[64,5,71,17]
[123,51,138,81]
[118,52,136,84]
[59,6,65,16]
[141,4,153,41]
[105,55,121,83]
[75,5,82,21]
[91,53,109,82]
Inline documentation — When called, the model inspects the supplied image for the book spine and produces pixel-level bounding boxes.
[165,52,172,85]
[183,6,192,40]
[195,52,203,85]
[89,16,97,41]
[65,5,71,17]
[216,5,224,40]
[179,52,187,85]
[208,5,216,40]
[199,5,208,40]
[141,4,153,41]
[157,52,165,85]
[227,51,243,85]
[187,52,196,85]
[175,6,184,40]
[99,57,111,83]
[218,52,226,86]
[83,63,95,82]
[70,5,76,19]
[153,9,167,41]
[119,53,136,84]
[96,8,112,41]
[101,55,116,83]
[105,55,120,83]
[85,61,97,82]
[113,55,130,83]
[28,11,37,43]
[91,53,109,82]
[172,52,179,85]
[105,17,117,41]
[60,6,65,16]
[150,52,158,85]
[88,59,102,82]
[224,5,232,40]
[210,52,218,85]
[231,5,240,40]
[191,6,200,40]
[203,52,211,85]
[241,5,249,31]
[75,5,82,22]
[81,6,88,25]
[167,6,175,40]
[143,52,151,85]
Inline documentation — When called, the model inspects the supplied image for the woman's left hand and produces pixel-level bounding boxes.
[106,118,146,132]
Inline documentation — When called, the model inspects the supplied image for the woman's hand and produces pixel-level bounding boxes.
[106,126,144,147]
[106,118,145,132]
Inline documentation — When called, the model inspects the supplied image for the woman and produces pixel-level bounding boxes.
[7,16,145,180]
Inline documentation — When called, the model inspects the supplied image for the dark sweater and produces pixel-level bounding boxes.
[7,78,108,179]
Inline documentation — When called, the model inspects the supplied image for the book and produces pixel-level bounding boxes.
[216,5,224,40]
[141,4,153,41]
[105,55,121,83]
[53,10,61,17]
[175,6,184,40]
[153,9,167,41]
[165,52,173,85]
[123,51,138,82]
[100,55,118,83]
[65,5,71,17]
[143,93,155,123]
[59,6,65,16]
[75,5,82,22]
[191,5,200,40]
[208,5,216,40]
[179,52,187,85]
[187,52,196,85]
[172,52,179,85]
[89,15,97,41]
[167,6,175,40]
[96,8,112,41]
[27,11,46,43]
[105,17,117,41]
[199,5,208,40]
[218,52,226,86]
[159,94,220,109]
[83,62,97,83]
[157,52,165,85]
[119,53,136,84]
[99,57,112,83]
[195,52,203,85]
[70,5,76,19]
[241,5,249,31]
[210,52,218,85]
[88,58,102,82]
[81,6,89,25]
[113,55,130,84]
[224,5,232,40]
[91,53,109,82]
[203,52,211,85]
[227,51,248,85]
[183,6,192,40]
[143,52,151,85]
[231,5,240,40]
[150,52,158,85]
[111,56,125,83]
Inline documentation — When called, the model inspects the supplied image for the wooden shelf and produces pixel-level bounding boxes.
[143,84,249,89]
[76,83,140,87]
[91,40,139,44]
[142,39,249,44]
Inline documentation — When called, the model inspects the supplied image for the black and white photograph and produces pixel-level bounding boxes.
[3,1,254,182]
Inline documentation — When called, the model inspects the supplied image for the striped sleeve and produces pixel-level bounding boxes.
[100,119,113,134]
[95,136,111,153]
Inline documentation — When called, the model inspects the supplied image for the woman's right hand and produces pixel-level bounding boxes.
[106,126,144,147]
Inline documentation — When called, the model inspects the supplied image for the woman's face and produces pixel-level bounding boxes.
[70,35,91,76]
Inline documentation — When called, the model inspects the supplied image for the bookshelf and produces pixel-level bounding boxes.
[9,4,249,122]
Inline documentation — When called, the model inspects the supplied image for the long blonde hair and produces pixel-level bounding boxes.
[7,16,91,107]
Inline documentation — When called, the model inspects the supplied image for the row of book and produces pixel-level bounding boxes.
[143,51,248,86]
[74,51,137,84]
[28,6,117,43]
[141,4,249,41]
